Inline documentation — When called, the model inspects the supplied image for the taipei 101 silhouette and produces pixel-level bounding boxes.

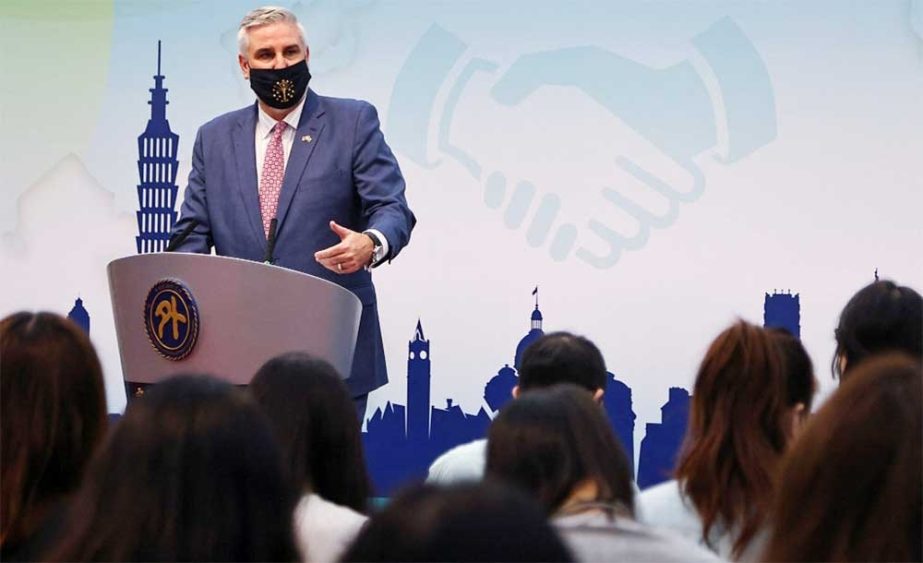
[135,41,180,254]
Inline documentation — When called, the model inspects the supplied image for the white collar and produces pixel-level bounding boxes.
[256,90,308,137]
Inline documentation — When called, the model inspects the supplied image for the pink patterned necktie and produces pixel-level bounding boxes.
[259,121,287,237]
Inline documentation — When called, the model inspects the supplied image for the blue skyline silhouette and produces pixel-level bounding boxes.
[362,290,638,496]
[637,387,690,489]
[136,40,180,254]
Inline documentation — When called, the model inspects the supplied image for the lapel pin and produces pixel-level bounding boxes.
[301,135,313,143]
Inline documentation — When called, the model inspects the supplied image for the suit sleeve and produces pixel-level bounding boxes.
[352,102,416,261]
[171,127,214,253]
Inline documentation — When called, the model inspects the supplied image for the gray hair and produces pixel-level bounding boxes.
[238,6,307,55]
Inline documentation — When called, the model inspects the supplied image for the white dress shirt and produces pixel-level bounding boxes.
[254,93,389,263]
[293,493,367,563]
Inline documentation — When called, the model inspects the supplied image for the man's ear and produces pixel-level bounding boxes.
[238,53,250,79]
[593,388,605,403]
[511,385,520,399]
[305,45,310,63]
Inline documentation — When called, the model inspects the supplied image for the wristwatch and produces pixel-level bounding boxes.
[363,230,385,269]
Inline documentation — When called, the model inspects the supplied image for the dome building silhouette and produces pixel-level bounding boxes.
[484,364,518,413]
[514,288,544,370]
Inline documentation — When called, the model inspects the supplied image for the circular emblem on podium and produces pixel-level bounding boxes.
[144,279,199,361]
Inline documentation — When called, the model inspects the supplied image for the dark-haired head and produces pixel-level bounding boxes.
[249,352,371,511]
[765,354,922,562]
[341,481,574,562]
[1,312,107,549]
[486,384,634,516]
[675,320,808,558]
[517,332,606,396]
[50,375,298,562]
[834,280,922,379]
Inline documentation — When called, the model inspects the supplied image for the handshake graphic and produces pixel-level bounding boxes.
[387,18,777,269]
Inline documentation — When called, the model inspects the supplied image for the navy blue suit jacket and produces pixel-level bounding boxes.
[172,90,415,396]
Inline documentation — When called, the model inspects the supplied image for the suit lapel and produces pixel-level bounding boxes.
[232,104,266,245]
[276,90,326,232]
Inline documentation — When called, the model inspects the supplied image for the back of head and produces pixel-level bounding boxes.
[51,375,298,562]
[675,320,790,557]
[834,280,922,379]
[341,482,573,562]
[765,354,922,562]
[0,312,106,548]
[486,384,634,515]
[518,332,607,393]
[249,352,370,511]
[768,328,817,412]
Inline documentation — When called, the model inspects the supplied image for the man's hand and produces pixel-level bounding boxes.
[314,220,374,274]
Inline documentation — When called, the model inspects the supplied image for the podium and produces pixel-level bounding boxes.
[108,254,362,399]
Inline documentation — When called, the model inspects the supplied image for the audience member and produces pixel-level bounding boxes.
[341,481,574,562]
[764,354,922,562]
[833,279,922,379]
[49,375,299,562]
[487,385,718,562]
[768,328,817,436]
[250,352,370,563]
[0,312,107,561]
[639,320,814,560]
[427,331,608,483]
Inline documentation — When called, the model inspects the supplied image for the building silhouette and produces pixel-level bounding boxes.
[363,290,637,496]
[67,297,90,334]
[764,290,800,338]
[407,320,431,443]
[483,364,517,413]
[637,387,690,489]
[136,40,180,254]
[514,288,543,370]
[604,373,636,475]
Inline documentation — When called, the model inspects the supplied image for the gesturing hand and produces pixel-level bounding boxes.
[314,221,374,275]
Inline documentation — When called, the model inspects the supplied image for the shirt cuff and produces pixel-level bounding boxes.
[365,228,390,267]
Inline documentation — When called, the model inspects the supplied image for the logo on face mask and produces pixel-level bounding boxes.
[273,79,297,104]
[249,61,312,110]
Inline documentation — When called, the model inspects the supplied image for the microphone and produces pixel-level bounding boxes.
[263,218,278,264]
[166,220,198,252]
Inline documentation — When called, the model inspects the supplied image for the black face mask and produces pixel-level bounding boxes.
[248,60,311,109]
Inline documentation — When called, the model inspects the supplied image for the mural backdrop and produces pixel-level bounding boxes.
[2,0,922,493]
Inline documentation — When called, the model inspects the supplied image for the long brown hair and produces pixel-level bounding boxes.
[674,320,801,557]
[49,375,299,562]
[764,354,922,562]
[0,312,107,548]
[249,352,372,512]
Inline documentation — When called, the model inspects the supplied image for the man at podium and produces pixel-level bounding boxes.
[170,6,415,419]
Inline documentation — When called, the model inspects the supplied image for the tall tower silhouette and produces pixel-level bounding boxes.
[67,297,90,335]
[407,319,431,442]
[136,40,180,254]
[514,287,544,370]
[764,290,800,338]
